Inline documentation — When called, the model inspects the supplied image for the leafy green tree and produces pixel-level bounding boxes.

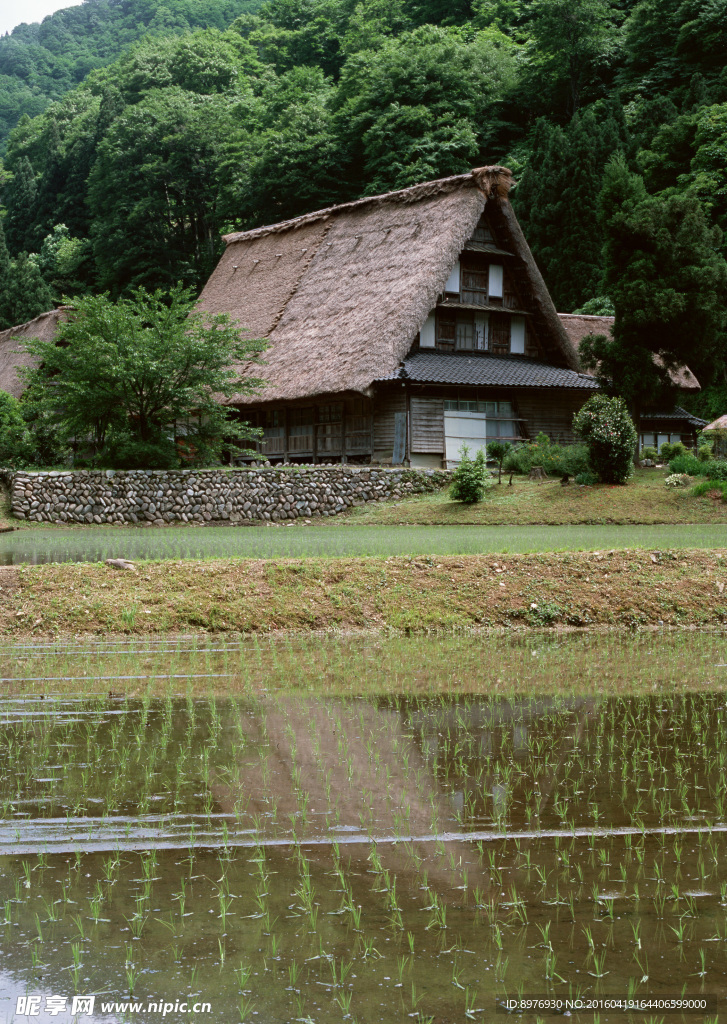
[239,1,346,76]
[0,221,13,330]
[34,224,93,301]
[571,296,614,315]
[0,391,35,468]
[523,0,617,117]
[637,111,699,194]
[88,89,238,293]
[573,394,637,484]
[486,440,511,483]
[685,103,727,244]
[20,284,266,468]
[235,102,346,225]
[333,25,517,195]
[0,0,266,151]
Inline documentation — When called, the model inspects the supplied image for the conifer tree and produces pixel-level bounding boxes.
[580,153,727,413]
[3,156,40,255]
[2,253,55,328]
[514,104,627,311]
[0,222,14,330]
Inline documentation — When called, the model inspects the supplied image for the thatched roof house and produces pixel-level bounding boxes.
[197,166,605,465]
[0,168,704,465]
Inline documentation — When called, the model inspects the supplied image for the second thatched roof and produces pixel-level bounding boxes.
[0,309,66,399]
[558,313,700,392]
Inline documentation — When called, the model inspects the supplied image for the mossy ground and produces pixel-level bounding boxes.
[335,468,727,525]
[3,548,726,639]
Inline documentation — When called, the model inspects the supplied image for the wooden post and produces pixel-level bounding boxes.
[341,402,347,464]
[393,412,407,465]
[313,406,318,465]
[405,388,411,466]
[283,406,289,463]
[370,397,376,462]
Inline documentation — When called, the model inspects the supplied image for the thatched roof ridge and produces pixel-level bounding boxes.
[222,167,512,245]
[557,313,700,392]
[0,308,66,399]
[199,166,583,405]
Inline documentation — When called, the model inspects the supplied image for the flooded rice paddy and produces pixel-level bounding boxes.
[2,523,727,564]
[2,633,727,1022]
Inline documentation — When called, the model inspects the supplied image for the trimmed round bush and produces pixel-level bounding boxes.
[573,395,638,485]
[640,446,658,461]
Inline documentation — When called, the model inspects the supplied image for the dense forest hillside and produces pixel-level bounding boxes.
[0,0,263,149]
[1,0,727,417]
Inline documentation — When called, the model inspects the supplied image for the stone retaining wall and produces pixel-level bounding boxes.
[6,466,452,525]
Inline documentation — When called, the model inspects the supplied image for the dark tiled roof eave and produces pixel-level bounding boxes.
[377,351,600,390]
[641,406,707,427]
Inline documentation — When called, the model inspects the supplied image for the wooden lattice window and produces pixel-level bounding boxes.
[289,407,314,452]
[461,267,489,306]
[489,313,511,356]
[436,311,457,349]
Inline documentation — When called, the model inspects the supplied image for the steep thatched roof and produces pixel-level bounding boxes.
[558,313,700,392]
[198,167,580,405]
[0,308,65,399]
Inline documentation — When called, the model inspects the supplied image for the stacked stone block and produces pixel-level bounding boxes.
[6,466,451,525]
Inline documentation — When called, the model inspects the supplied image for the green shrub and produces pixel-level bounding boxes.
[692,479,727,499]
[502,434,590,478]
[659,441,686,462]
[575,470,598,485]
[640,446,658,461]
[705,459,727,481]
[668,452,702,475]
[573,395,638,485]
[0,391,35,468]
[450,445,490,503]
[669,453,727,480]
[697,444,713,462]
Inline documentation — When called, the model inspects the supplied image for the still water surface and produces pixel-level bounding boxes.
[1,636,726,1022]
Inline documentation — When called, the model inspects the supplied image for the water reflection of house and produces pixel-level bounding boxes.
[213,695,597,898]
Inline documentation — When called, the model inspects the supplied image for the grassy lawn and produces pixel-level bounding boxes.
[2,523,727,563]
[336,467,727,525]
[3,548,726,638]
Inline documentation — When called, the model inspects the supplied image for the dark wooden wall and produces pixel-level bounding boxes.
[411,396,444,453]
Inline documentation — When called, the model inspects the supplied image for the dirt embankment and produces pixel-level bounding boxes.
[0,549,725,638]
